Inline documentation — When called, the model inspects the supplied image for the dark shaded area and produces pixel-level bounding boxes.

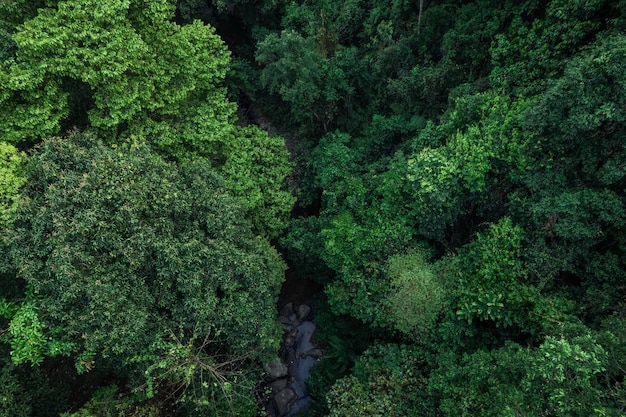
[279,268,323,307]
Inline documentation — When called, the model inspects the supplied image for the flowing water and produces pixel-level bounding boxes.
[261,272,323,417]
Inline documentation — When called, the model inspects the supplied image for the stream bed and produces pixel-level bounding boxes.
[261,301,323,416]
[258,271,324,416]
[285,319,316,416]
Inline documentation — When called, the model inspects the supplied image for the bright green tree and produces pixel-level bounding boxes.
[217,125,294,239]
[0,142,26,229]
[431,330,615,417]
[0,0,232,149]
[0,0,294,238]
[382,247,447,339]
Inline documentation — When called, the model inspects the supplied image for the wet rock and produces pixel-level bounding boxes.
[269,378,289,393]
[274,387,297,416]
[288,312,298,324]
[277,315,292,326]
[283,328,298,349]
[296,304,311,321]
[285,347,297,369]
[267,297,321,416]
[302,348,323,359]
[280,302,294,318]
[263,359,288,380]
[286,396,312,417]
[294,321,315,356]
[285,321,317,416]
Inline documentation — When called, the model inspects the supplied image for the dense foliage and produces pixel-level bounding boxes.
[1,0,625,415]
[0,0,292,415]
[242,0,626,415]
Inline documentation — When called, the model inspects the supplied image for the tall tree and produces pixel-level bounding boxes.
[0,0,231,149]
[2,132,286,414]
[0,142,26,229]
[0,0,294,238]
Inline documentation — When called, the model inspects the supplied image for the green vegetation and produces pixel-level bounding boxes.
[1,0,625,415]
[0,142,26,229]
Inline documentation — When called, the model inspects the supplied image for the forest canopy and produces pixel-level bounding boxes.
[1,0,626,416]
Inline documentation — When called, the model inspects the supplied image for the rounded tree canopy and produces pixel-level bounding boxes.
[6,131,285,361]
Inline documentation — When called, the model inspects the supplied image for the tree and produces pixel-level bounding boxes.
[0,0,294,238]
[217,125,294,239]
[2,132,286,412]
[453,218,530,330]
[256,29,354,133]
[326,343,428,417]
[490,0,610,94]
[0,0,232,153]
[431,330,615,417]
[382,246,447,339]
[0,142,26,229]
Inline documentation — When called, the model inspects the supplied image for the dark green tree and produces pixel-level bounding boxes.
[2,132,285,414]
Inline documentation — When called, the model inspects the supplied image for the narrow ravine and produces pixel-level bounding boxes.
[259,271,324,416]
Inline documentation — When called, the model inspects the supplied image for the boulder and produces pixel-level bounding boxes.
[263,359,288,379]
[269,378,289,393]
[274,387,297,416]
[296,304,311,321]
[280,302,294,318]
[277,315,292,326]
[283,328,298,349]
[302,348,323,359]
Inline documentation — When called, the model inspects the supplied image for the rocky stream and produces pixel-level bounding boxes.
[258,274,324,416]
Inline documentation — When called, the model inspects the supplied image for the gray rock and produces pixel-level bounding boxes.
[286,397,312,417]
[283,328,298,349]
[263,359,288,379]
[280,302,294,317]
[277,315,292,326]
[296,304,311,321]
[302,348,323,359]
[274,387,297,416]
[269,378,289,393]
